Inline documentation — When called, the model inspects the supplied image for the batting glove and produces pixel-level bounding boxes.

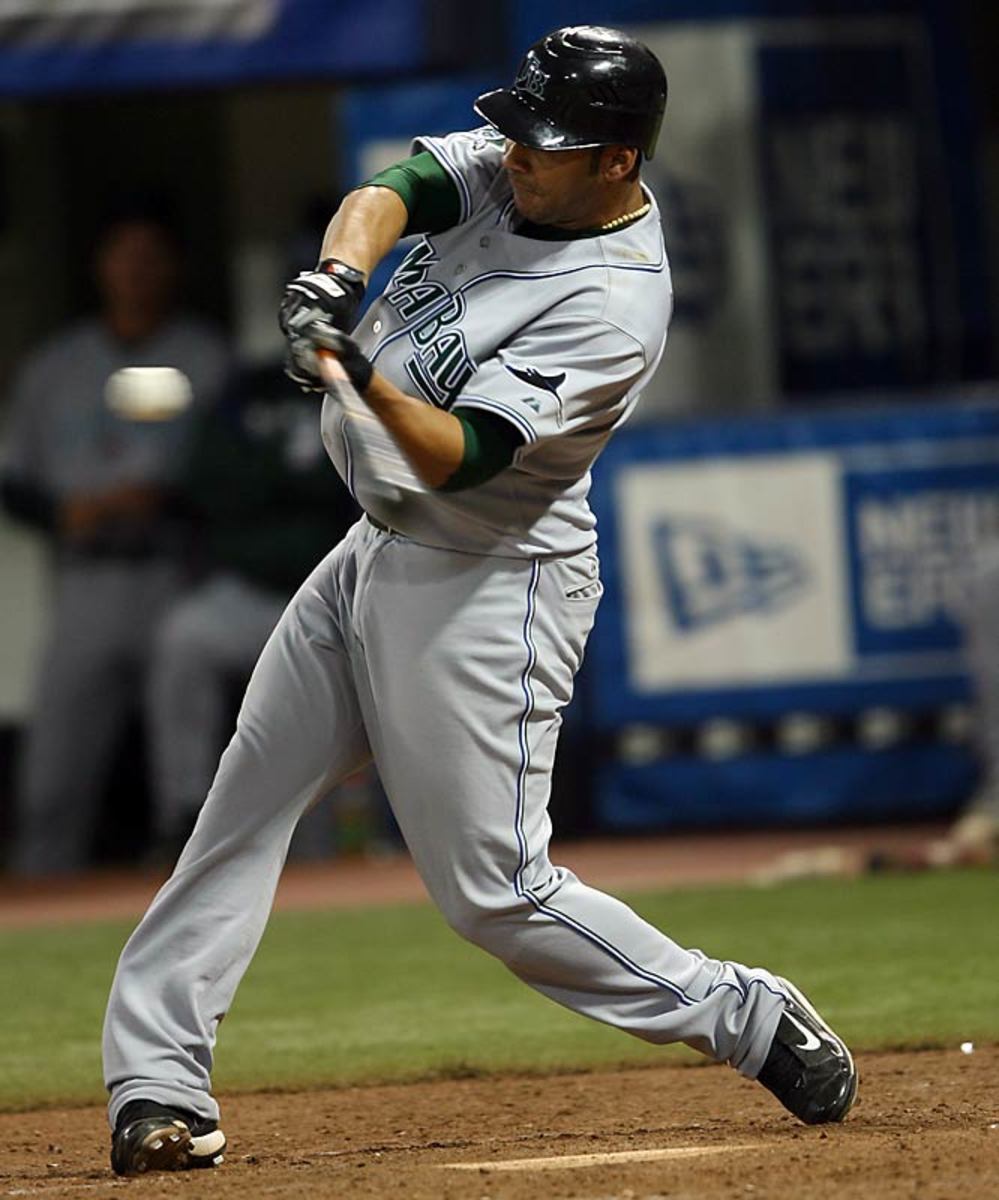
[285,322,374,397]
[312,324,375,395]
[283,336,326,393]
[279,258,366,389]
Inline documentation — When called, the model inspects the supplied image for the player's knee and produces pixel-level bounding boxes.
[441,892,532,958]
[443,903,490,947]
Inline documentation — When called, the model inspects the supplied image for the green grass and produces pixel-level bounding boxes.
[1,869,995,1111]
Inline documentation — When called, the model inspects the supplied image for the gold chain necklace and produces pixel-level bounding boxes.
[598,200,651,232]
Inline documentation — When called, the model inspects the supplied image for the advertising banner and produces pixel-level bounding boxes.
[756,35,959,395]
[0,0,443,94]
[585,399,999,827]
[590,399,999,724]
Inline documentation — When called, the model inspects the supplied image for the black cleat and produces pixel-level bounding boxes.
[756,978,858,1125]
[110,1100,226,1176]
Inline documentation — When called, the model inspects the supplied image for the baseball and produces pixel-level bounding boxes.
[105,366,193,421]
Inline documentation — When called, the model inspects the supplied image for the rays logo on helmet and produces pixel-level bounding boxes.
[515,54,549,100]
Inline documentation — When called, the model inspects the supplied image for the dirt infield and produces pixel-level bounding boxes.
[3,823,993,1199]
[1,1046,995,1199]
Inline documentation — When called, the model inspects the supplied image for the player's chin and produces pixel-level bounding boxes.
[515,202,553,227]
[510,188,545,223]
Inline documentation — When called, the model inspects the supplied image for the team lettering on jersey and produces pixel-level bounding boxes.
[385,241,476,408]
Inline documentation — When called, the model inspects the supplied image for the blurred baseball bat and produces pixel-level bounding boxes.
[316,348,425,501]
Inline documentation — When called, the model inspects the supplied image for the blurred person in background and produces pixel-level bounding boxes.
[863,549,999,875]
[146,362,365,864]
[866,541,999,874]
[938,549,999,864]
[0,199,231,875]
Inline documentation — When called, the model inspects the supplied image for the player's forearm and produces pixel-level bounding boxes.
[363,370,465,489]
[320,187,409,279]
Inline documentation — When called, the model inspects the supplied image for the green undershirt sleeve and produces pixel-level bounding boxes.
[438,410,524,492]
[359,151,462,236]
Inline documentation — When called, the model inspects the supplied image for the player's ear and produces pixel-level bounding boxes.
[602,146,639,182]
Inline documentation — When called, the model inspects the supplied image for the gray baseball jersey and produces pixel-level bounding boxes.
[322,127,672,557]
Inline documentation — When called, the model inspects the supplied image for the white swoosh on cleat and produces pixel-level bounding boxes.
[783,1010,822,1052]
[190,1129,227,1157]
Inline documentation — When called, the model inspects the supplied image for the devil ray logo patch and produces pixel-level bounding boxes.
[505,363,565,397]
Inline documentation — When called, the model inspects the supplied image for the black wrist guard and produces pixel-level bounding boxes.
[316,258,367,305]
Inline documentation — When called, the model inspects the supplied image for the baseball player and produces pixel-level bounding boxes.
[1,203,231,875]
[103,27,857,1176]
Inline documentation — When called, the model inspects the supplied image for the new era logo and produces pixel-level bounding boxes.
[653,517,809,633]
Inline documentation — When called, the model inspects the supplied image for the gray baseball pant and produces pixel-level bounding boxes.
[12,559,181,875]
[146,570,382,857]
[104,518,786,1126]
[146,572,289,839]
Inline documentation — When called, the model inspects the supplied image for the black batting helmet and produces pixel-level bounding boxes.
[474,26,667,160]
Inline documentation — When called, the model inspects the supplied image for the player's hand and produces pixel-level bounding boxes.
[284,323,374,397]
[283,334,326,393]
[278,258,366,388]
[312,324,375,395]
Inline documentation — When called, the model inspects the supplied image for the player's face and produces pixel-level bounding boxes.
[502,141,605,228]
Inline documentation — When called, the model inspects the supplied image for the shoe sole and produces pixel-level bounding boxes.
[117,1120,226,1174]
[775,976,858,1121]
